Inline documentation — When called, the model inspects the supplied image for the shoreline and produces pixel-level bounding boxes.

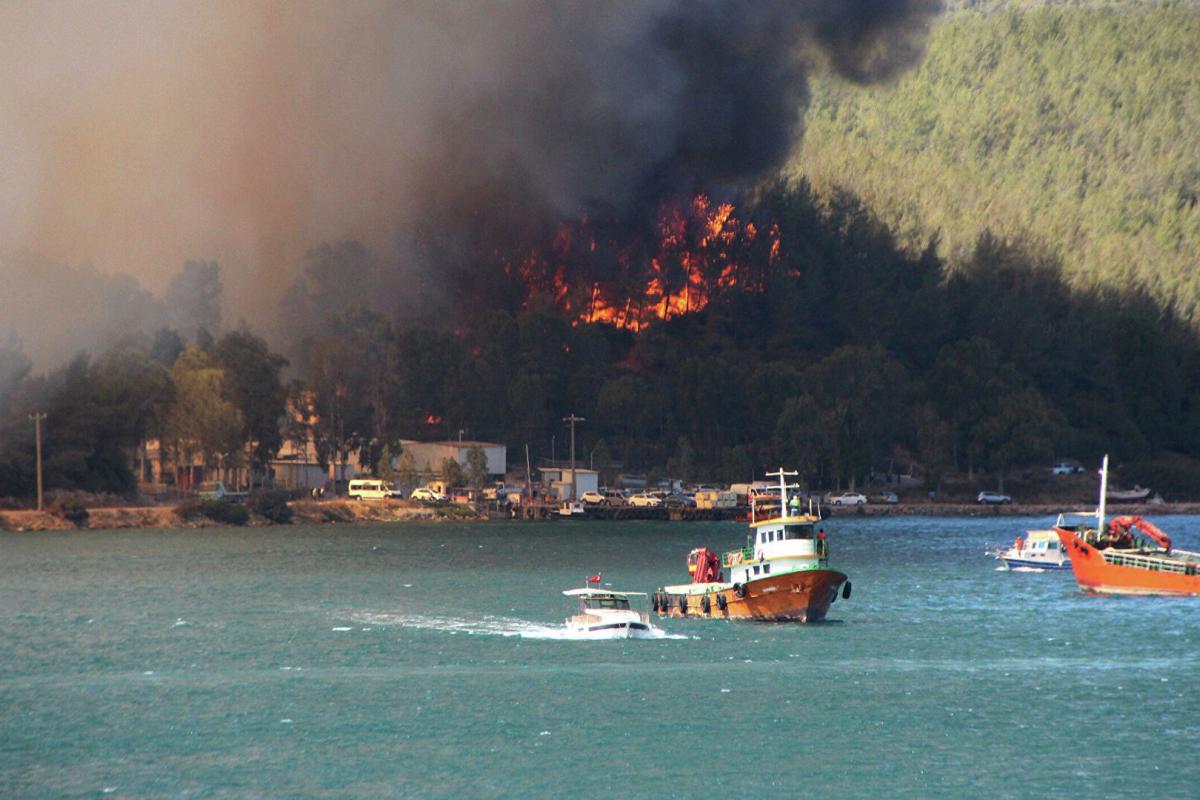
[0,499,483,532]
[2,499,1198,532]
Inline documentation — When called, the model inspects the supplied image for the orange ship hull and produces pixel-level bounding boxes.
[656,569,847,622]
[1056,529,1200,596]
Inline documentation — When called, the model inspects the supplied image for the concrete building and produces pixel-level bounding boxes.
[399,440,507,478]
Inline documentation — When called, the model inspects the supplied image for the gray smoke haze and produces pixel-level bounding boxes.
[0,0,941,367]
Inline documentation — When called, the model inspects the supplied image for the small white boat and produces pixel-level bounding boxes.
[562,588,656,638]
[557,501,588,518]
[989,518,1086,571]
[1106,485,1151,503]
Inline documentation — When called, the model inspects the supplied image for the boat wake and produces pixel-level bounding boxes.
[345,611,688,640]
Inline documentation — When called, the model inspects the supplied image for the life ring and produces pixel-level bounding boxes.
[716,593,728,611]
[733,583,746,599]
[701,594,711,614]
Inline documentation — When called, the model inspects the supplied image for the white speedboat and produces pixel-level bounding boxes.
[562,588,656,638]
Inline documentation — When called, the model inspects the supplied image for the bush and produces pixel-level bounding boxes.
[248,490,294,524]
[178,499,250,526]
[48,490,92,528]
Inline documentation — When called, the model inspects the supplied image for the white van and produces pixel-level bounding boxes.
[347,479,398,500]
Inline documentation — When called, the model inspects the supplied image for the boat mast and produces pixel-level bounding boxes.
[767,468,798,517]
[1098,454,1109,535]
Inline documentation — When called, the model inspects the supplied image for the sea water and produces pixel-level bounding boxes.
[2,516,1198,798]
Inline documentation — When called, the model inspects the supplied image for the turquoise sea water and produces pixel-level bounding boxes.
[2,516,1198,799]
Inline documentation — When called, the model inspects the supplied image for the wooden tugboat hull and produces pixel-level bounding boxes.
[657,569,847,622]
[1056,529,1200,596]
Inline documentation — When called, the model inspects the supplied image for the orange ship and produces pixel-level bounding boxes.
[1055,455,1200,595]
[653,469,851,622]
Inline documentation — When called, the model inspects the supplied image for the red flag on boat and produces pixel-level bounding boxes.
[587,572,602,584]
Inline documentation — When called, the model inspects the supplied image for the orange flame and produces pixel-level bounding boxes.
[511,193,783,331]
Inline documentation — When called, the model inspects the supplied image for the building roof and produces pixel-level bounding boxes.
[400,439,504,448]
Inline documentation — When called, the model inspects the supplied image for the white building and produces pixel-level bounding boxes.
[269,436,360,489]
[399,440,507,478]
[539,467,599,500]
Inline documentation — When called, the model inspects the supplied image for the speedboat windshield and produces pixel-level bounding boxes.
[584,596,630,610]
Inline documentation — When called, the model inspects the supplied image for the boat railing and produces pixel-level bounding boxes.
[1102,550,1199,575]
[723,546,754,567]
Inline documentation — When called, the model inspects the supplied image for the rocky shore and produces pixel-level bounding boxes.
[0,499,483,532]
[3,498,1200,532]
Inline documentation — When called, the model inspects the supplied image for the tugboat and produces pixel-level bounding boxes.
[652,469,851,622]
[1056,455,1200,595]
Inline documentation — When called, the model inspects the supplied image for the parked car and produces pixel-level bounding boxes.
[876,491,899,504]
[977,491,1012,505]
[580,491,606,505]
[601,489,626,506]
[1051,462,1085,475]
[411,487,447,503]
[663,492,696,509]
[830,492,868,506]
[628,492,663,508]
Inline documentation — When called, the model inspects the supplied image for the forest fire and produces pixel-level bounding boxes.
[508,193,783,332]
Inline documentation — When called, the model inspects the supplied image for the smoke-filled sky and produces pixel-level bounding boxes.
[0,0,940,367]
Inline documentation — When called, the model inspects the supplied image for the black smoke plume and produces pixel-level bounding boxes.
[1,1,941,363]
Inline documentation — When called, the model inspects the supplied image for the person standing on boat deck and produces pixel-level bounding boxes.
[788,494,800,515]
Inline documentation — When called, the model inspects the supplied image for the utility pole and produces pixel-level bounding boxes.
[29,412,45,511]
[562,414,585,501]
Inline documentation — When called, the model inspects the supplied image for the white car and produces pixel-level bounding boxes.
[411,487,447,503]
[628,492,662,508]
[977,491,1012,505]
[580,491,606,505]
[830,492,868,506]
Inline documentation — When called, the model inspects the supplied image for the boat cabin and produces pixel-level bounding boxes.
[562,588,645,611]
[721,515,828,585]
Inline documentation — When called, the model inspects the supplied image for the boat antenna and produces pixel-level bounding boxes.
[1098,454,1109,535]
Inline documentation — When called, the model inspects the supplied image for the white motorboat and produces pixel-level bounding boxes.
[989,510,1103,571]
[989,526,1073,571]
[562,588,656,638]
